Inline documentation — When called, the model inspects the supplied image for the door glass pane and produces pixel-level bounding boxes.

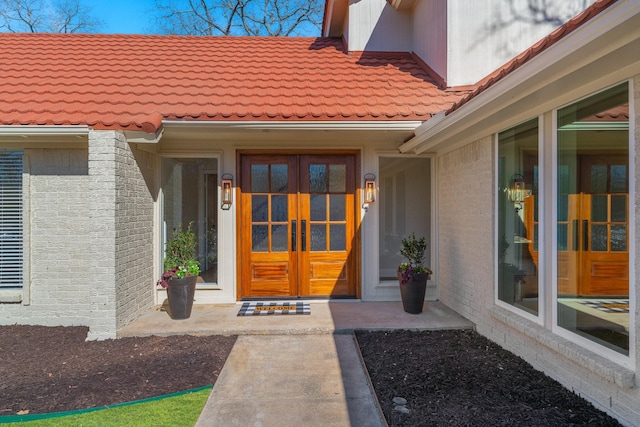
[557,224,568,251]
[611,225,626,252]
[310,164,327,192]
[611,196,626,222]
[252,225,268,251]
[271,195,288,222]
[271,224,288,252]
[497,118,539,316]
[252,195,268,222]
[310,195,326,221]
[271,164,288,193]
[591,196,607,222]
[611,165,627,193]
[310,224,326,251]
[591,225,607,251]
[330,194,345,221]
[329,164,346,192]
[556,82,629,356]
[330,224,346,251]
[557,194,568,222]
[251,165,268,192]
[590,165,607,193]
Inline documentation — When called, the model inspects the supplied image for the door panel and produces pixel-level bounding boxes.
[299,155,356,297]
[240,155,298,297]
[240,154,357,299]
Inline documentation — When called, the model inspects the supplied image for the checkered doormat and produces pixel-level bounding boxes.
[237,301,311,316]
[580,300,629,313]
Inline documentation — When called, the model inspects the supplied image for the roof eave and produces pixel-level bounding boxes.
[162,120,423,132]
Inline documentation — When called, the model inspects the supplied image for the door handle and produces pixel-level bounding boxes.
[292,220,296,252]
[582,220,588,251]
[572,220,579,251]
[301,220,307,251]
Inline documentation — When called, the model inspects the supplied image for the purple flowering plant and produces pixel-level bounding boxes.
[156,223,201,288]
[398,233,432,285]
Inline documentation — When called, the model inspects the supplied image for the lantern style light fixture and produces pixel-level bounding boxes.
[364,173,376,204]
[509,174,526,203]
[221,174,233,209]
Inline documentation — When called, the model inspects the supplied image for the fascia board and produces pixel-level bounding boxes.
[400,1,640,154]
[162,120,423,132]
[0,125,89,137]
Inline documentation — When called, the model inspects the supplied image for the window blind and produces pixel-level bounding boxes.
[0,151,23,288]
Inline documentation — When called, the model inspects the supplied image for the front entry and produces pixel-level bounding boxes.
[239,154,358,298]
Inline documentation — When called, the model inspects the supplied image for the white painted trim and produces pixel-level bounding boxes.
[162,120,423,132]
[0,125,89,136]
[626,77,636,367]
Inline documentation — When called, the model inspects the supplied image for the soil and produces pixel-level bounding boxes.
[0,325,624,426]
[0,325,236,416]
[356,329,622,427]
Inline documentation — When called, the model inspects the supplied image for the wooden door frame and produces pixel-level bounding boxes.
[235,150,362,300]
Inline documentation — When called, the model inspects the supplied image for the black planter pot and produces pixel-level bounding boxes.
[398,270,430,314]
[166,276,197,320]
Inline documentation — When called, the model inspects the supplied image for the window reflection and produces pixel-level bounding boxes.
[556,82,629,356]
[497,119,539,316]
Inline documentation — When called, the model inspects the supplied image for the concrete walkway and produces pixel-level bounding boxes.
[118,301,473,427]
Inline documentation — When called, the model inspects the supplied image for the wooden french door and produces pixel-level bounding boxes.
[239,154,358,298]
[557,155,629,296]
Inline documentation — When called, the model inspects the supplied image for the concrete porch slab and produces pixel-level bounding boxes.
[117,300,474,338]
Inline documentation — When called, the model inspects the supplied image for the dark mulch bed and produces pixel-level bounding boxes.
[0,325,624,426]
[356,329,621,427]
[0,325,236,416]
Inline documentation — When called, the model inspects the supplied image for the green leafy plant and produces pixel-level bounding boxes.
[398,233,432,285]
[157,222,201,288]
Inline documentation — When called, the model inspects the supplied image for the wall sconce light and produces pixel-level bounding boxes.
[509,174,527,204]
[364,173,376,204]
[221,174,233,209]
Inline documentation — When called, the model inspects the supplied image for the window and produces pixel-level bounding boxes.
[162,158,219,284]
[378,157,431,281]
[0,151,23,288]
[556,82,629,356]
[497,119,540,316]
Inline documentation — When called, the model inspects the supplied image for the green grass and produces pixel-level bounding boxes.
[2,387,211,427]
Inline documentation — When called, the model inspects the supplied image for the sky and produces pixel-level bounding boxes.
[87,0,157,34]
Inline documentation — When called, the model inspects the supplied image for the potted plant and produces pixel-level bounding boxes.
[397,233,433,314]
[157,222,201,320]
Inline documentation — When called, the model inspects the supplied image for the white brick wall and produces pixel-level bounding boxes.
[86,130,156,339]
[436,76,640,425]
[438,137,494,320]
[0,148,93,325]
[113,137,155,330]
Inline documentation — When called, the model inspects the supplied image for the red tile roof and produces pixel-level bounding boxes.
[0,35,467,133]
[448,0,618,115]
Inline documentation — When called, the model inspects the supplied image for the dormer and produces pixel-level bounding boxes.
[323,0,594,87]
[323,0,413,53]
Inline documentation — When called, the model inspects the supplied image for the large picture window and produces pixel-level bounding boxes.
[0,151,23,288]
[556,82,629,356]
[497,119,539,316]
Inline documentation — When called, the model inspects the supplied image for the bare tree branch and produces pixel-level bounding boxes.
[153,0,322,36]
[0,0,103,33]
